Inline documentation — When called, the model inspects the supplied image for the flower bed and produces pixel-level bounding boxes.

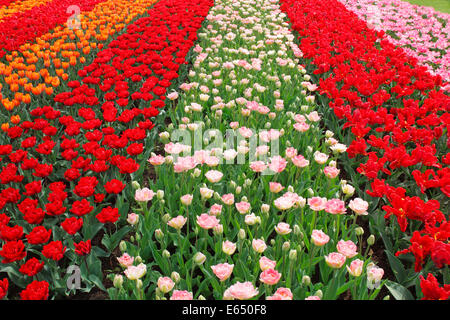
[0,0,108,56]
[0,0,158,112]
[279,0,449,300]
[0,0,54,22]
[109,0,388,301]
[339,0,450,92]
[0,0,213,300]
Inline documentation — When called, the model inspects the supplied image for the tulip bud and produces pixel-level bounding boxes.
[171,271,181,284]
[119,241,127,252]
[282,241,290,252]
[214,192,221,201]
[261,204,270,214]
[213,224,223,235]
[131,181,141,190]
[130,236,135,243]
[307,188,314,197]
[289,249,297,261]
[165,156,173,164]
[157,190,165,200]
[235,186,242,194]
[162,213,171,224]
[383,295,390,300]
[159,131,170,143]
[293,224,301,236]
[355,227,364,236]
[198,295,206,300]
[367,235,375,246]
[193,168,202,178]
[155,229,164,241]
[194,252,206,265]
[270,239,276,246]
[302,275,311,286]
[113,274,123,289]
[238,229,246,240]
[162,250,170,259]
[315,289,323,299]
[136,279,143,289]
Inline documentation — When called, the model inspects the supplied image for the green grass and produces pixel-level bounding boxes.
[403,0,450,14]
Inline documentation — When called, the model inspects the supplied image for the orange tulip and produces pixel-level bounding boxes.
[1,123,9,132]
[10,115,20,124]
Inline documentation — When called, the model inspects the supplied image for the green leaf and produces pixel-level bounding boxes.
[102,226,132,252]
[385,280,414,300]
[336,279,354,297]
[385,250,406,284]
[92,246,110,258]
[89,274,107,291]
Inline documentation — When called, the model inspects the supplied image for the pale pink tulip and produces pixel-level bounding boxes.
[157,276,175,293]
[260,268,282,285]
[167,215,187,230]
[325,198,347,215]
[311,229,330,247]
[337,240,358,258]
[259,256,277,271]
[211,263,234,281]
[325,252,346,269]
[196,214,219,229]
[170,290,193,300]
[226,282,258,300]
[308,197,327,211]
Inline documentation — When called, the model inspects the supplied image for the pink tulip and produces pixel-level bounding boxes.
[196,213,219,229]
[259,256,277,271]
[324,166,340,179]
[308,196,327,211]
[337,240,358,258]
[235,201,251,214]
[157,276,175,293]
[170,290,193,300]
[225,281,258,300]
[325,252,346,269]
[347,259,364,277]
[222,193,235,205]
[211,263,234,281]
[311,229,330,246]
[252,239,267,253]
[324,198,347,215]
[269,182,284,193]
[259,268,282,285]
[167,215,187,230]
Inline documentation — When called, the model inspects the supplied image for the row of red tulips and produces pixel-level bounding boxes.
[280,0,449,299]
[0,0,213,299]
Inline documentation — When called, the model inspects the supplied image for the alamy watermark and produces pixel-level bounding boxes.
[67,5,81,30]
